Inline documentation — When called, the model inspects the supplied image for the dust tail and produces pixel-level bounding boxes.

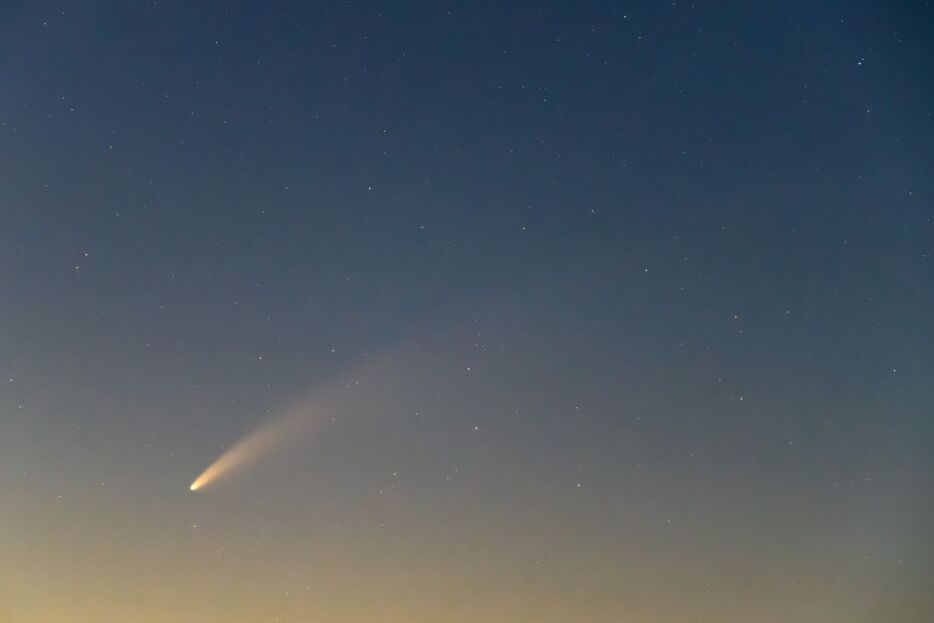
[189,407,316,492]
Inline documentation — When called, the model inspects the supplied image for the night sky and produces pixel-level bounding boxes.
[2,1,933,621]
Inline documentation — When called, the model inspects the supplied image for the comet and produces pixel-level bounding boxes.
[187,334,435,492]
[189,405,317,492]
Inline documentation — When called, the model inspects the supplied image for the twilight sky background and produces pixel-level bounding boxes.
[1,1,933,621]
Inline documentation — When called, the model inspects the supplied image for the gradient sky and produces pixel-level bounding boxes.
[1,1,933,621]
